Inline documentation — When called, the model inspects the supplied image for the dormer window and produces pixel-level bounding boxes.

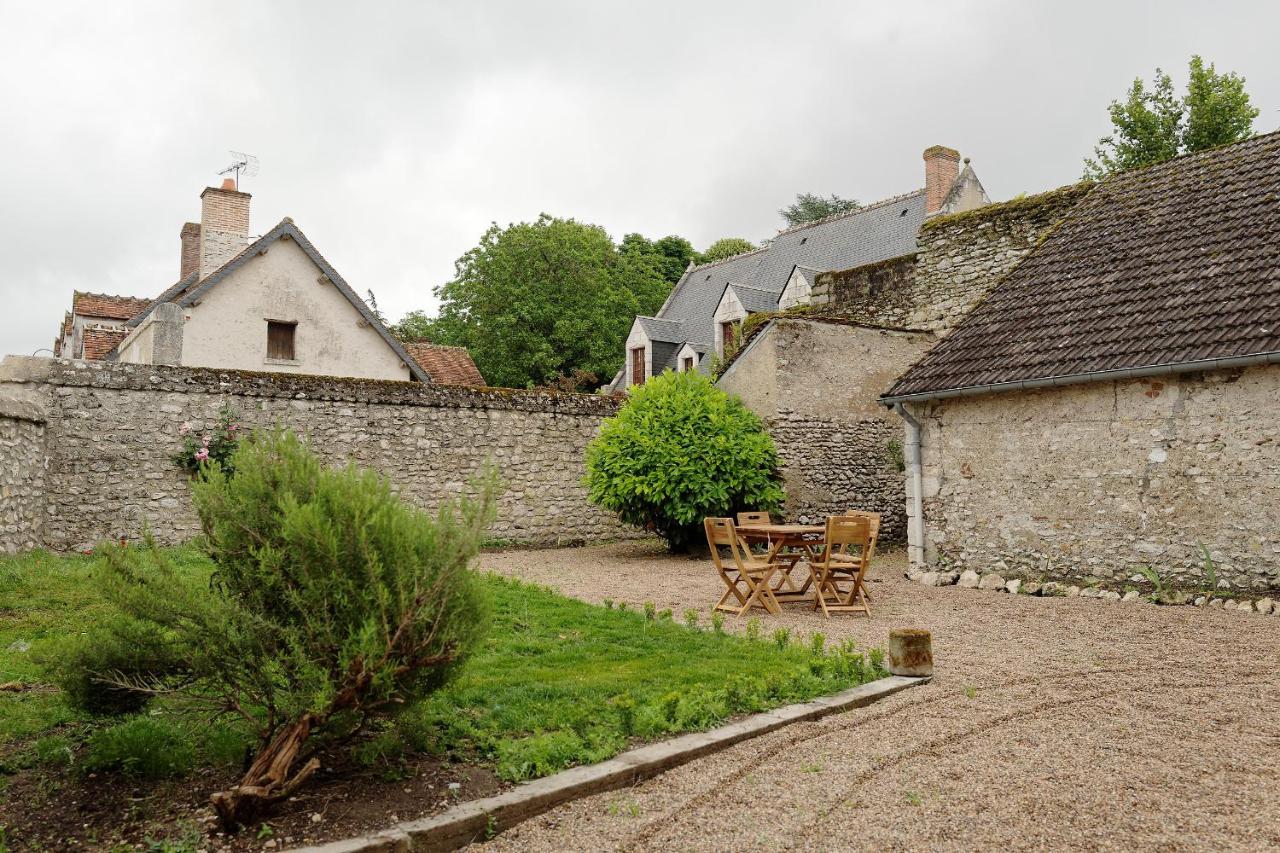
[721,321,737,351]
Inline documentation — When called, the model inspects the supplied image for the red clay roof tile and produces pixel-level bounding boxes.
[401,341,485,386]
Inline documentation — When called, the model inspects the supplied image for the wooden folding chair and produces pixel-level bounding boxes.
[735,511,772,547]
[807,515,873,618]
[705,517,782,616]
[841,510,881,599]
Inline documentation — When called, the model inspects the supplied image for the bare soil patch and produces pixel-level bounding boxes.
[0,748,502,850]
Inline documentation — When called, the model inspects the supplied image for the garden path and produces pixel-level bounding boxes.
[473,540,1280,851]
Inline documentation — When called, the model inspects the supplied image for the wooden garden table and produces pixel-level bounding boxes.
[735,522,825,602]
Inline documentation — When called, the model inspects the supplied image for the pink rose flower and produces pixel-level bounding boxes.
[229,423,239,432]
[178,421,192,436]
[195,447,210,462]
[202,435,212,446]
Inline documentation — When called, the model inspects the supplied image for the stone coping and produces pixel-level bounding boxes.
[293,675,930,852]
[0,356,623,416]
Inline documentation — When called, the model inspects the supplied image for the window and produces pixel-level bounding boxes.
[630,347,646,385]
[267,320,297,360]
[682,356,694,372]
[721,321,737,351]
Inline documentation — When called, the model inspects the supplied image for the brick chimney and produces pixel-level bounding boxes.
[179,222,200,279]
[198,178,251,278]
[923,145,961,215]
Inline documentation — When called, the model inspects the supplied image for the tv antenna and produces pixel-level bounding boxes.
[218,151,259,189]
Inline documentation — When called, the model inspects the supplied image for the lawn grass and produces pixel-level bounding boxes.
[0,548,886,786]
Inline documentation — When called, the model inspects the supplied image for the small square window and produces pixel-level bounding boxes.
[267,320,297,360]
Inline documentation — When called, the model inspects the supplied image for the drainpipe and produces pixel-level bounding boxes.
[892,402,925,572]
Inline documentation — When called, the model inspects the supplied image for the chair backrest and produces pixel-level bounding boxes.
[843,510,881,545]
[705,517,753,572]
[737,511,771,526]
[825,515,871,559]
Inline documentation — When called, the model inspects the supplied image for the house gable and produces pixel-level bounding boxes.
[180,232,415,381]
[115,220,429,383]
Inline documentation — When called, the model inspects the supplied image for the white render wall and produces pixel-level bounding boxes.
[176,236,409,381]
[623,320,650,386]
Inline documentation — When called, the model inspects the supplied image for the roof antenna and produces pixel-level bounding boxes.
[218,151,259,190]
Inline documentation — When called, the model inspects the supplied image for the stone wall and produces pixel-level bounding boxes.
[718,319,934,541]
[913,365,1280,592]
[0,391,47,554]
[0,356,631,552]
[810,182,1093,331]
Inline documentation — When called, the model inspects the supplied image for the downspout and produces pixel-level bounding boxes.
[891,402,926,572]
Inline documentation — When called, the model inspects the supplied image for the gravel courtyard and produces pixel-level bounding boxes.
[473,540,1280,852]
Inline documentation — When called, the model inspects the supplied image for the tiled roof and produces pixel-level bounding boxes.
[73,291,150,321]
[401,341,486,386]
[653,190,928,348]
[884,131,1280,401]
[81,326,128,361]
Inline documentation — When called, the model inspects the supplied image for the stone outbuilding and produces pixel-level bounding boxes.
[882,131,1280,592]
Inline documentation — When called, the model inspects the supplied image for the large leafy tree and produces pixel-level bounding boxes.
[778,193,861,227]
[1085,55,1259,179]
[619,233,697,285]
[697,237,756,265]
[417,215,671,389]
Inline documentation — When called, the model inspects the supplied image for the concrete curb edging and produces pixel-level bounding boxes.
[293,675,930,853]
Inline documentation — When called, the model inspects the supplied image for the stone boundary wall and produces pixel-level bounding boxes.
[717,320,932,542]
[0,357,632,551]
[768,414,907,538]
[907,182,1093,331]
[915,365,1280,593]
[0,391,47,554]
[811,182,1093,332]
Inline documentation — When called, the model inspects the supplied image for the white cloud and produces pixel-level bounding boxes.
[2,0,1276,355]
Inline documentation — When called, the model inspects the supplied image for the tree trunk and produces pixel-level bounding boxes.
[210,714,322,829]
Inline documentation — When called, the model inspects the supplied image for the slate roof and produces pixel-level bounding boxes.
[884,131,1280,402]
[636,316,687,343]
[728,283,779,313]
[72,292,150,321]
[401,342,486,386]
[82,326,128,361]
[640,189,928,349]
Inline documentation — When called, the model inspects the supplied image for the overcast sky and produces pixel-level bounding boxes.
[2,1,1276,357]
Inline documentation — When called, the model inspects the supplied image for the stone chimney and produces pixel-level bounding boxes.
[179,222,200,280]
[198,178,251,278]
[923,145,961,215]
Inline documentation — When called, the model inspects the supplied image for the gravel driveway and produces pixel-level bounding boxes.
[473,540,1280,852]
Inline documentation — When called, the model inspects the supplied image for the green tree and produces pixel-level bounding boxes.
[1085,55,1258,178]
[426,215,671,389]
[697,237,756,265]
[389,309,445,342]
[1182,55,1260,153]
[585,370,784,552]
[778,193,861,227]
[619,233,697,285]
[56,430,496,826]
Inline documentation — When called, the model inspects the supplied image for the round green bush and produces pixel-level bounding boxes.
[584,370,784,551]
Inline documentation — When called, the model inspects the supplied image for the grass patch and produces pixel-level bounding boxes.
[396,575,886,781]
[0,549,887,788]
